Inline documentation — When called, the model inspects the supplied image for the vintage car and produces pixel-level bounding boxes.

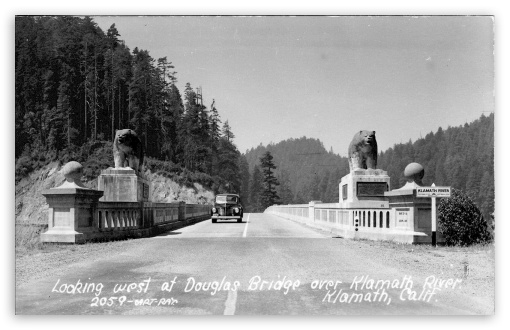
[211,193,243,223]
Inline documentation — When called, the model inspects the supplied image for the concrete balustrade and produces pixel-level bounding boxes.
[41,198,210,243]
[266,201,433,243]
[41,191,210,244]
[40,162,212,244]
[152,203,180,225]
[266,163,447,244]
[265,169,443,244]
[98,202,141,230]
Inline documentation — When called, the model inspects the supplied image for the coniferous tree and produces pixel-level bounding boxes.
[196,101,212,174]
[104,24,121,141]
[16,16,493,223]
[15,16,245,192]
[209,100,221,142]
[249,165,263,212]
[259,151,280,209]
[179,83,199,171]
[318,170,330,202]
[242,115,493,218]
[209,99,222,175]
[327,167,343,202]
[277,170,293,204]
[239,155,250,205]
[222,120,235,142]
[165,84,184,162]
[177,83,213,173]
[307,174,321,202]
[217,137,241,193]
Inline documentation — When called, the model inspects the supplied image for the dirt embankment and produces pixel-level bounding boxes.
[15,162,64,225]
[15,163,215,225]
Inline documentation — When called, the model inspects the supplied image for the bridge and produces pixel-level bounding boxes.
[16,212,491,315]
[15,161,490,315]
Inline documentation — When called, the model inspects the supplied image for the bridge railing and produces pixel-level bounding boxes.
[151,202,182,225]
[266,204,397,229]
[41,188,211,244]
[265,198,433,244]
[97,202,142,230]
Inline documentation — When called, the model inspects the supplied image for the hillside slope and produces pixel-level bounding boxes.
[243,114,494,220]
[244,137,349,204]
[15,163,214,225]
[15,162,64,225]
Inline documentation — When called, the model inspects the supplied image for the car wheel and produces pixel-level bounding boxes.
[212,219,217,223]
[237,218,242,223]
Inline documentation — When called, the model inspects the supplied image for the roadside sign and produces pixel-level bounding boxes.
[416,186,451,198]
[417,183,451,246]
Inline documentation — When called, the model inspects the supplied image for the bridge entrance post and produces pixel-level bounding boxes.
[40,162,104,244]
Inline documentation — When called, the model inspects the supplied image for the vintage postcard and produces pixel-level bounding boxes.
[14,15,495,317]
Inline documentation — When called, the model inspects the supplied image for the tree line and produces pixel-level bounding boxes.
[243,137,348,212]
[15,16,494,220]
[378,113,494,222]
[242,114,494,221]
[15,16,242,194]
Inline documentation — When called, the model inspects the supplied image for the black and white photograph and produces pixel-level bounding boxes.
[12,7,503,322]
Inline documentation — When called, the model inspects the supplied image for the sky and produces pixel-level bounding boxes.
[91,16,494,156]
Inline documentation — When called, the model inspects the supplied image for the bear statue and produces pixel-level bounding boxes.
[347,130,378,172]
[113,129,144,174]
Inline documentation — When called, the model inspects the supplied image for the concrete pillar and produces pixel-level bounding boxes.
[98,168,150,202]
[178,201,186,221]
[40,162,103,243]
[308,201,321,225]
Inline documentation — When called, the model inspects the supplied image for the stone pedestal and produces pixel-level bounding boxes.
[40,187,104,243]
[339,169,390,208]
[98,168,151,202]
[385,186,444,244]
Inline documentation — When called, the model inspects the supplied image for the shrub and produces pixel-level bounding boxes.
[14,140,112,183]
[81,140,114,180]
[15,155,34,182]
[145,157,181,177]
[438,188,493,246]
[144,158,217,190]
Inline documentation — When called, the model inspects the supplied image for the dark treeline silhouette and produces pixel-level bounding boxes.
[243,137,349,212]
[259,151,280,209]
[15,16,242,195]
[378,113,494,221]
[242,114,494,220]
[15,17,494,217]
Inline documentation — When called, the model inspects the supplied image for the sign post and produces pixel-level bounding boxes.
[431,184,437,246]
[416,183,451,246]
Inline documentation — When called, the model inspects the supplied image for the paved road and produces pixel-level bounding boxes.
[16,213,482,315]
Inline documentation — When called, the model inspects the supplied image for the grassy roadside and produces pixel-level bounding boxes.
[15,238,140,288]
[348,238,495,314]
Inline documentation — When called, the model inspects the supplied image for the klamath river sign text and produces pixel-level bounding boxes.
[416,187,451,198]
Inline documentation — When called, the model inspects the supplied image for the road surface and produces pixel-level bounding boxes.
[15,213,491,315]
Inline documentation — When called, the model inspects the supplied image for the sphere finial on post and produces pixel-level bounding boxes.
[404,162,425,186]
[58,161,88,189]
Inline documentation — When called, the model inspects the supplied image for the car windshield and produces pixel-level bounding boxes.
[215,195,238,204]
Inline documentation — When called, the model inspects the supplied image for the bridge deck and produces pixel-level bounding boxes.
[15,213,493,315]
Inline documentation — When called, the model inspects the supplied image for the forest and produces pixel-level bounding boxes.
[243,114,494,220]
[15,16,243,194]
[243,137,348,211]
[15,16,494,223]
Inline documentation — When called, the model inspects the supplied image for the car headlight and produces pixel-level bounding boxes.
[233,207,239,213]
[212,208,217,213]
